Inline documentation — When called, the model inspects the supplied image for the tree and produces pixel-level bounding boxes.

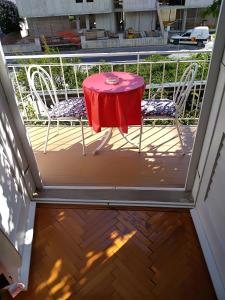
[203,0,222,18]
[0,0,21,34]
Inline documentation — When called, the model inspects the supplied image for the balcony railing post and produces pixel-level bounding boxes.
[148,63,152,99]
[194,59,206,119]
[137,53,140,75]
[59,57,68,101]
[173,61,179,99]
[161,62,166,98]
[86,64,89,77]
[73,65,80,97]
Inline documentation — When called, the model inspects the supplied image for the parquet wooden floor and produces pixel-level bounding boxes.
[18,206,216,300]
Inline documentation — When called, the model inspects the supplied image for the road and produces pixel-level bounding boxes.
[70,44,202,63]
[5,43,204,64]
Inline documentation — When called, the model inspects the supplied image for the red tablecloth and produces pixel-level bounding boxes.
[82,72,145,133]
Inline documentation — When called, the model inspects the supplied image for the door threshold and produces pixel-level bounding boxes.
[43,185,185,191]
[33,187,194,208]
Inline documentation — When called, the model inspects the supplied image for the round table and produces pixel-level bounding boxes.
[83,72,145,154]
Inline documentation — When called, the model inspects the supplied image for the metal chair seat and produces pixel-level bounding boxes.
[141,99,176,118]
[49,97,87,119]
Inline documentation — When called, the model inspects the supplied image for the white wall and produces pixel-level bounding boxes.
[125,12,157,31]
[81,34,167,49]
[95,13,116,32]
[123,0,156,12]
[0,87,33,284]
[16,0,113,18]
[3,41,42,54]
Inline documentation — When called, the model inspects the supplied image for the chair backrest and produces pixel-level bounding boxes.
[173,63,198,116]
[27,65,59,118]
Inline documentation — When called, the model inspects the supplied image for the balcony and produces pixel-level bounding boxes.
[6,50,211,189]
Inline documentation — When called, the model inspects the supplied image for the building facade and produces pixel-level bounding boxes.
[15,0,216,38]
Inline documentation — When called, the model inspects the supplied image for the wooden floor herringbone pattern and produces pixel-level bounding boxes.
[18,206,216,300]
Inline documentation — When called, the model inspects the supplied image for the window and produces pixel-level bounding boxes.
[182,32,191,37]
[87,0,93,2]
[76,0,83,3]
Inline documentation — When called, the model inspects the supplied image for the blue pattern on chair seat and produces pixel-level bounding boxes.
[49,97,86,119]
[141,99,176,118]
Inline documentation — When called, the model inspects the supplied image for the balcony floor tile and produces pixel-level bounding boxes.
[27,125,196,187]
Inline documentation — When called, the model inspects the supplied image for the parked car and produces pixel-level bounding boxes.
[167,39,214,61]
[169,26,210,47]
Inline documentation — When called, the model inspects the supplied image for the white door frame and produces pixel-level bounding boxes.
[0,46,37,287]
[191,61,225,300]
[0,44,42,194]
[1,2,225,205]
[185,2,225,192]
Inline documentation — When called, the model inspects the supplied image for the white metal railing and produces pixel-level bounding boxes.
[5,49,211,124]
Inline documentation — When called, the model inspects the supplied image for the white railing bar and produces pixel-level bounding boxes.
[13,66,23,101]
[7,58,211,68]
[59,57,68,100]
[5,49,212,60]
[18,80,207,97]
[86,64,89,77]
[161,62,166,98]
[191,83,197,111]
[12,67,28,119]
[137,53,140,75]
[194,59,207,118]
[23,116,200,123]
[17,80,207,98]
[173,61,179,98]
[24,65,39,116]
[73,66,80,97]
[148,64,152,99]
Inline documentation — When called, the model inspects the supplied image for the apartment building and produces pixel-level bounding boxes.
[15,0,215,38]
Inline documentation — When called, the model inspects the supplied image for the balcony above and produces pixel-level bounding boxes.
[123,0,157,12]
[16,0,114,18]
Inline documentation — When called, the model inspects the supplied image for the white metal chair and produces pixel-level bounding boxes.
[140,63,199,154]
[27,65,86,155]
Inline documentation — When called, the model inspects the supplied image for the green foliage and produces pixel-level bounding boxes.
[0,0,21,34]
[202,0,221,17]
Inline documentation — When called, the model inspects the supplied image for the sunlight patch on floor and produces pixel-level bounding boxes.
[26,125,196,187]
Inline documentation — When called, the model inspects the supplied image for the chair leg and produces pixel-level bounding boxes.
[139,118,144,153]
[175,119,185,155]
[57,119,59,135]
[80,120,86,156]
[44,120,51,154]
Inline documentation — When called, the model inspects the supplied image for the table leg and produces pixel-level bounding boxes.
[93,128,113,155]
[119,128,139,149]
